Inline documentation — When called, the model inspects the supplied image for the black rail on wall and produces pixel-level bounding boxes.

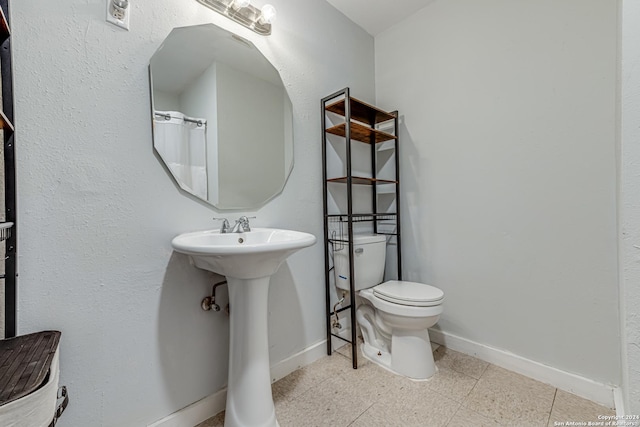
[0,0,17,338]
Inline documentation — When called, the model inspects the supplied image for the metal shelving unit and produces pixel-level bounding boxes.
[321,88,401,369]
[0,0,16,339]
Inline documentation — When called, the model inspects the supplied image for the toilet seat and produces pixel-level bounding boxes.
[373,280,444,307]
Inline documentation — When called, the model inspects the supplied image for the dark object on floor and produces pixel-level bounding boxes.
[0,331,61,406]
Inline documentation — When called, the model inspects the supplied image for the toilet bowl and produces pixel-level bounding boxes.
[333,235,444,380]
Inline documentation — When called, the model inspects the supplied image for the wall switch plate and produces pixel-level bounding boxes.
[106,0,130,31]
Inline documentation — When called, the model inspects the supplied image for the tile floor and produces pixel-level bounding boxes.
[197,343,616,427]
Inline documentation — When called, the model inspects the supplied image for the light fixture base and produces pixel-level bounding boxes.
[197,0,272,35]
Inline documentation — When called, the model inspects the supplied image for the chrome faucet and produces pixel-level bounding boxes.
[214,216,254,233]
[213,217,231,233]
[230,216,253,233]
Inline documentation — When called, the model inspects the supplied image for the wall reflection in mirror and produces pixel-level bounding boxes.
[149,24,293,209]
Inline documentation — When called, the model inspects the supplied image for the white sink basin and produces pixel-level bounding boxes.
[171,227,316,427]
[171,228,316,279]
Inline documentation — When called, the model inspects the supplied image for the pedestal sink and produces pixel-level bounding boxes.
[171,228,316,427]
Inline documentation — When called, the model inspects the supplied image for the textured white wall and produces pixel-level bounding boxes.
[375,0,620,384]
[11,1,374,426]
[620,0,640,414]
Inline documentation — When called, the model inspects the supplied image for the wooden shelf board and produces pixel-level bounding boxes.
[325,97,395,125]
[0,110,13,133]
[327,176,398,185]
[326,122,396,144]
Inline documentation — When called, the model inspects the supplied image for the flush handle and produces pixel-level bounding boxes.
[355,248,364,254]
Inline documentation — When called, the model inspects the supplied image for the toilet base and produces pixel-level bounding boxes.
[355,286,443,381]
[360,330,437,381]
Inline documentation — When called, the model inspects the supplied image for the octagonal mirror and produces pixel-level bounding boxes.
[149,24,293,210]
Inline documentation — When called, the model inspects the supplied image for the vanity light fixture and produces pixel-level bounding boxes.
[258,4,277,25]
[231,0,251,9]
[196,0,277,35]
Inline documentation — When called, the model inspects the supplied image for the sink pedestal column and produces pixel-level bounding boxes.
[225,276,279,427]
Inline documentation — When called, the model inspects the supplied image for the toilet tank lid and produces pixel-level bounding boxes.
[350,234,387,245]
[373,280,444,304]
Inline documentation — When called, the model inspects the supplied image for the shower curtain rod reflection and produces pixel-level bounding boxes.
[154,112,205,127]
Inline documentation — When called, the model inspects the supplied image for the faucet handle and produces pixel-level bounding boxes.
[236,216,256,232]
[212,217,231,233]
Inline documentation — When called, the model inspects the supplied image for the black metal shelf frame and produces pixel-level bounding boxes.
[0,0,16,338]
[321,87,401,369]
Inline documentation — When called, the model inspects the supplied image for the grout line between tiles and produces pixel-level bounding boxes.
[419,377,470,414]
[476,359,489,379]
[443,401,464,427]
[334,350,352,362]
[458,365,483,410]
[428,367,479,405]
[545,388,558,427]
[345,402,375,427]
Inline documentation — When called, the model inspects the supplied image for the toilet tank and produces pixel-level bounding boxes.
[334,234,387,292]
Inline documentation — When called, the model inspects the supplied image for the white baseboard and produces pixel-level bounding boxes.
[148,340,328,427]
[429,329,615,408]
[613,386,626,416]
[147,388,227,427]
[269,339,328,383]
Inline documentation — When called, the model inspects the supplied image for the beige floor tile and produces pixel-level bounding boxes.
[272,354,347,404]
[195,411,224,427]
[422,366,477,403]
[433,346,462,370]
[348,404,408,427]
[447,407,502,427]
[463,365,555,426]
[349,385,460,427]
[276,374,373,427]
[547,390,615,427]
[431,342,441,352]
[433,346,488,380]
[196,348,610,427]
[334,359,409,404]
[449,352,489,379]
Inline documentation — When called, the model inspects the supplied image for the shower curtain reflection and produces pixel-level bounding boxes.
[154,111,208,201]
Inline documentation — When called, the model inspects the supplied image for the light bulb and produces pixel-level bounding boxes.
[259,4,277,24]
[231,0,250,9]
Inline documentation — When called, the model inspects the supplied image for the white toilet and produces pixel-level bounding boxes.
[334,235,444,380]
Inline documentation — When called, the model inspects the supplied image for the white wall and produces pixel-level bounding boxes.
[620,0,640,414]
[11,1,374,425]
[152,90,179,112]
[375,0,620,384]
